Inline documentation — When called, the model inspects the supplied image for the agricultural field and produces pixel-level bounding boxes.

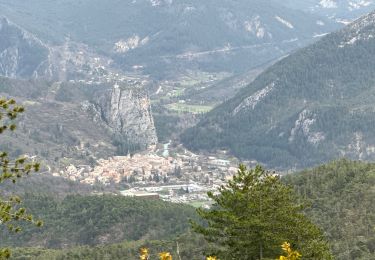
[166,103,215,114]
[152,70,232,101]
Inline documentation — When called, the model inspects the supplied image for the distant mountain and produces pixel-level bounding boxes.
[282,0,375,22]
[0,0,338,76]
[0,17,126,81]
[0,17,50,78]
[182,10,375,169]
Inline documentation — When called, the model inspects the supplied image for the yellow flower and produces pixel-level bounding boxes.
[139,247,149,260]
[281,242,292,254]
[207,256,217,260]
[279,242,301,260]
[159,252,172,260]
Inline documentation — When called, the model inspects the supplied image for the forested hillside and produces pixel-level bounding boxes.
[0,195,199,249]
[284,160,375,259]
[1,160,373,259]
[0,174,97,199]
[183,10,375,169]
[1,1,374,259]
[10,233,206,260]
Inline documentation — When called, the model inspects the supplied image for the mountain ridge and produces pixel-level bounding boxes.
[0,0,339,76]
[182,10,375,169]
[0,16,127,82]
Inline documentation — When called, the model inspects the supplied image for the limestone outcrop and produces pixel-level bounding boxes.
[86,83,158,150]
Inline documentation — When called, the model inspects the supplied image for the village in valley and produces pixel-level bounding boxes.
[56,143,250,208]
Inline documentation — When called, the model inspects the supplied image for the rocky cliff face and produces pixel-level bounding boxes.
[84,83,158,150]
[0,77,158,170]
[0,17,51,78]
[0,17,119,82]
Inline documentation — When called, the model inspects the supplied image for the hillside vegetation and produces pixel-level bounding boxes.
[0,77,159,172]
[0,195,199,249]
[10,232,206,260]
[183,11,375,169]
[284,160,375,259]
[1,160,373,259]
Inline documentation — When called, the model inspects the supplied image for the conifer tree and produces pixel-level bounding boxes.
[0,98,42,259]
[192,165,332,259]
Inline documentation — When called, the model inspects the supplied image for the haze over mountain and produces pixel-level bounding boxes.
[0,17,125,81]
[0,0,338,77]
[0,18,50,79]
[182,10,375,169]
[282,0,375,22]
[0,1,374,260]
[3,0,375,169]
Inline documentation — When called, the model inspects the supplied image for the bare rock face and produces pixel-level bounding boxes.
[0,17,118,82]
[0,17,51,78]
[88,83,158,150]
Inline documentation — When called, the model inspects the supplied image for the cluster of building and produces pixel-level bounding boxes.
[58,147,245,206]
[59,153,182,185]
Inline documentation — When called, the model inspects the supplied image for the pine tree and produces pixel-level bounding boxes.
[192,165,332,259]
[0,98,42,259]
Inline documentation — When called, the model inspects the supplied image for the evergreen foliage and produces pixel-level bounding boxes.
[2,160,374,260]
[9,233,206,260]
[0,194,200,249]
[191,165,332,259]
[0,98,41,259]
[283,159,375,259]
